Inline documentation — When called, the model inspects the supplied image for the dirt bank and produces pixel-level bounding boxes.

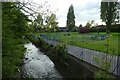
[54,54,96,80]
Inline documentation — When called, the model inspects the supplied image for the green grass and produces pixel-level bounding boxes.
[36,32,119,56]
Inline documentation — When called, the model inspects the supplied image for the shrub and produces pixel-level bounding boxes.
[94,70,114,80]
[29,35,68,66]
[53,44,68,65]
[78,27,89,33]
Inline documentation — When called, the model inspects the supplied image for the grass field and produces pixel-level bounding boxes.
[37,32,119,55]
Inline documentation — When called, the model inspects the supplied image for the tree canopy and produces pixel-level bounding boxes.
[45,14,58,32]
[2,2,30,77]
[34,14,43,26]
[66,4,75,32]
[100,1,118,33]
[85,20,95,28]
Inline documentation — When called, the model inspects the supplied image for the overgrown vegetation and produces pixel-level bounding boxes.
[93,35,115,79]
[93,55,114,79]
[28,35,68,66]
[2,2,29,78]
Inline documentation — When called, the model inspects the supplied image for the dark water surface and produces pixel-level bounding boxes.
[22,43,62,79]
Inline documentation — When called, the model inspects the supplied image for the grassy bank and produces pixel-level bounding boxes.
[36,32,119,55]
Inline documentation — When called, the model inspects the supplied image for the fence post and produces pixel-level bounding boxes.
[117,56,120,77]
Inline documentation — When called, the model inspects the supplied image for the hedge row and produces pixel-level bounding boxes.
[90,24,120,32]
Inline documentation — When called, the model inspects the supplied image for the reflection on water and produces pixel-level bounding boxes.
[22,43,62,79]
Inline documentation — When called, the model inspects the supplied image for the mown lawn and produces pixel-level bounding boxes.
[37,32,119,56]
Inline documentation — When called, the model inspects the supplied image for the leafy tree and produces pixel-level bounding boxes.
[45,14,58,32]
[78,24,82,33]
[85,21,91,28]
[33,14,43,32]
[35,14,43,25]
[2,2,29,37]
[2,2,29,78]
[66,4,75,32]
[100,0,118,33]
[85,20,95,28]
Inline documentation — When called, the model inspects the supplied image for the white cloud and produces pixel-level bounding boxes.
[57,18,67,27]
[51,0,102,27]
[25,0,103,27]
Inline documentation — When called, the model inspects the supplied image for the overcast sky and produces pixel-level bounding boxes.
[24,0,119,27]
[45,0,103,27]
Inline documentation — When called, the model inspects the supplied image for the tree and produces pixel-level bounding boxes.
[85,20,95,28]
[2,2,29,77]
[34,14,43,26]
[100,0,118,33]
[2,2,29,37]
[34,14,43,32]
[45,14,58,32]
[78,24,82,32]
[66,4,75,32]
[49,14,58,32]
[86,21,91,28]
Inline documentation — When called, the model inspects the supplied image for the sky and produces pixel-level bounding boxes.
[22,0,120,27]
[44,0,104,27]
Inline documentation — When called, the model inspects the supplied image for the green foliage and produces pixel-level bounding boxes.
[100,1,118,32]
[33,14,44,32]
[52,44,68,65]
[93,55,114,79]
[28,35,68,66]
[2,28,26,77]
[67,4,75,32]
[90,24,120,32]
[93,34,115,79]
[34,14,43,26]
[32,13,59,33]
[2,2,29,37]
[2,2,29,78]
[45,14,58,32]
[93,56,111,70]
[94,70,114,80]
[85,20,95,28]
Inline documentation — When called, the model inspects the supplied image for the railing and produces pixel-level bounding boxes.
[39,33,120,76]
[67,45,120,76]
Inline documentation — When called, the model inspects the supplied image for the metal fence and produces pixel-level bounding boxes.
[44,38,120,76]
[39,34,120,76]
[67,45,120,76]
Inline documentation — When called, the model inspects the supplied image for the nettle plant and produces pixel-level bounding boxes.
[93,34,115,79]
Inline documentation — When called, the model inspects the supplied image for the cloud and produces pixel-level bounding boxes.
[30,0,102,27]
[56,0,102,26]
[73,1,101,26]
[57,18,67,27]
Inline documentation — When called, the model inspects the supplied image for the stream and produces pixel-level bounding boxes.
[22,43,62,79]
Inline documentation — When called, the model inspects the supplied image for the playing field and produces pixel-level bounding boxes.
[38,32,119,55]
